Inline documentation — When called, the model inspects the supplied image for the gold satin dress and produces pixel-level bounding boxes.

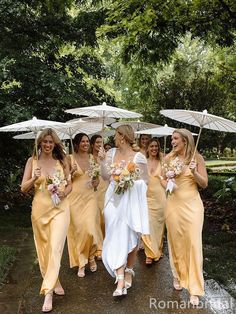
[165,166,204,296]
[31,159,70,295]
[142,162,166,260]
[95,174,108,257]
[67,155,103,268]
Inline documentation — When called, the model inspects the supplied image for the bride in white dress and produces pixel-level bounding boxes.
[98,125,150,297]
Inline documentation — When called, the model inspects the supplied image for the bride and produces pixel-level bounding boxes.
[98,124,150,297]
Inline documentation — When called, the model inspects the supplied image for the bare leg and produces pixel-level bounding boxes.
[126,245,138,268]
[125,246,138,285]
[115,266,125,290]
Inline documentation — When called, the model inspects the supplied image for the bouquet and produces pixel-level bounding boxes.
[162,157,184,195]
[46,170,67,207]
[87,157,100,191]
[108,160,141,195]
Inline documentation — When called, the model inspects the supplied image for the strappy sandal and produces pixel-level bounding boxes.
[145,257,153,265]
[124,267,135,289]
[190,295,199,306]
[77,267,85,278]
[173,277,183,290]
[113,274,127,297]
[89,258,97,272]
[54,285,65,296]
[42,292,53,313]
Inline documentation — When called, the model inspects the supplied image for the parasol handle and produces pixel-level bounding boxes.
[164,136,167,156]
[70,136,74,155]
[101,114,105,139]
[35,131,39,162]
[192,126,203,159]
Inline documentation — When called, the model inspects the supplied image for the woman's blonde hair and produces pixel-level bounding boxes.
[116,125,140,152]
[33,128,66,165]
[171,128,196,164]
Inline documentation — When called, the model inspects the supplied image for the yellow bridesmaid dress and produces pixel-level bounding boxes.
[165,166,204,296]
[96,175,108,237]
[31,159,70,295]
[95,174,109,258]
[142,162,166,260]
[67,155,103,268]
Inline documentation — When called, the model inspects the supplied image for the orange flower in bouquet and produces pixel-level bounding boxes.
[109,160,141,195]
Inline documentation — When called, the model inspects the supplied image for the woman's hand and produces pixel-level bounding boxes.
[91,177,100,189]
[98,147,106,161]
[189,160,197,173]
[58,191,66,200]
[71,163,79,177]
[71,163,78,173]
[33,167,41,180]
[189,155,208,188]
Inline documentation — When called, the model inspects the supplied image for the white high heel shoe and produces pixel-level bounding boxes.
[113,274,127,297]
[124,267,135,289]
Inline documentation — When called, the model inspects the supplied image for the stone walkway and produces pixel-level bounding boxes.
[0,234,235,314]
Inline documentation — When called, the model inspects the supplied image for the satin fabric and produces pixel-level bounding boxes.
[31,159,70,295]
[67,154,103,268]
[95,175,109,257]
[142,162,166,260]
[102,150,150,277]
[165,166,204,296]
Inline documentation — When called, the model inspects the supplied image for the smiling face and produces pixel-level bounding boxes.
[148,140,159,158]
[78,135,90,152]
[94,137,103,153]
[140,134,151,149]
[171,132,186,155]
[40,135,55,155]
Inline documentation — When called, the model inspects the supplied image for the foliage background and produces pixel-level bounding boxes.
[0,0,235,200]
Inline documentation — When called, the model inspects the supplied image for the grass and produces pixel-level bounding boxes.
[0,208,31,284]
[0,245,17,281]
[205,160,236,167]
[203,215,236,298]
[0,208,31,231]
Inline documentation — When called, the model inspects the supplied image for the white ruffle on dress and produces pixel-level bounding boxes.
[101,148,150,277]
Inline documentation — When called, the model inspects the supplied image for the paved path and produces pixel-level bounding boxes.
[1,234,235,314]
[20,246,215,314]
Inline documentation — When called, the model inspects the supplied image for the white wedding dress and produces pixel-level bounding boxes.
[101,148,150,277]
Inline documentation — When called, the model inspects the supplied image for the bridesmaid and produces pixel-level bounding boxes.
[90,134,109,259]
[137,133,151,250]
[21,128,72,313]
[162,129,208,306]
[67,133,103,277]
[142,137,166,265]
[138,134,151,155]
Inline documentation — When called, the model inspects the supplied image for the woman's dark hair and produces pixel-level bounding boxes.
[138,134,152,148]
[73,133,89,153]
[90,134,102,146]
[146,137,162,160]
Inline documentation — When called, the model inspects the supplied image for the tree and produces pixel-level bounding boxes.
[99,0,236,64]
[0,0,114,192]
[99,34,236,153]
